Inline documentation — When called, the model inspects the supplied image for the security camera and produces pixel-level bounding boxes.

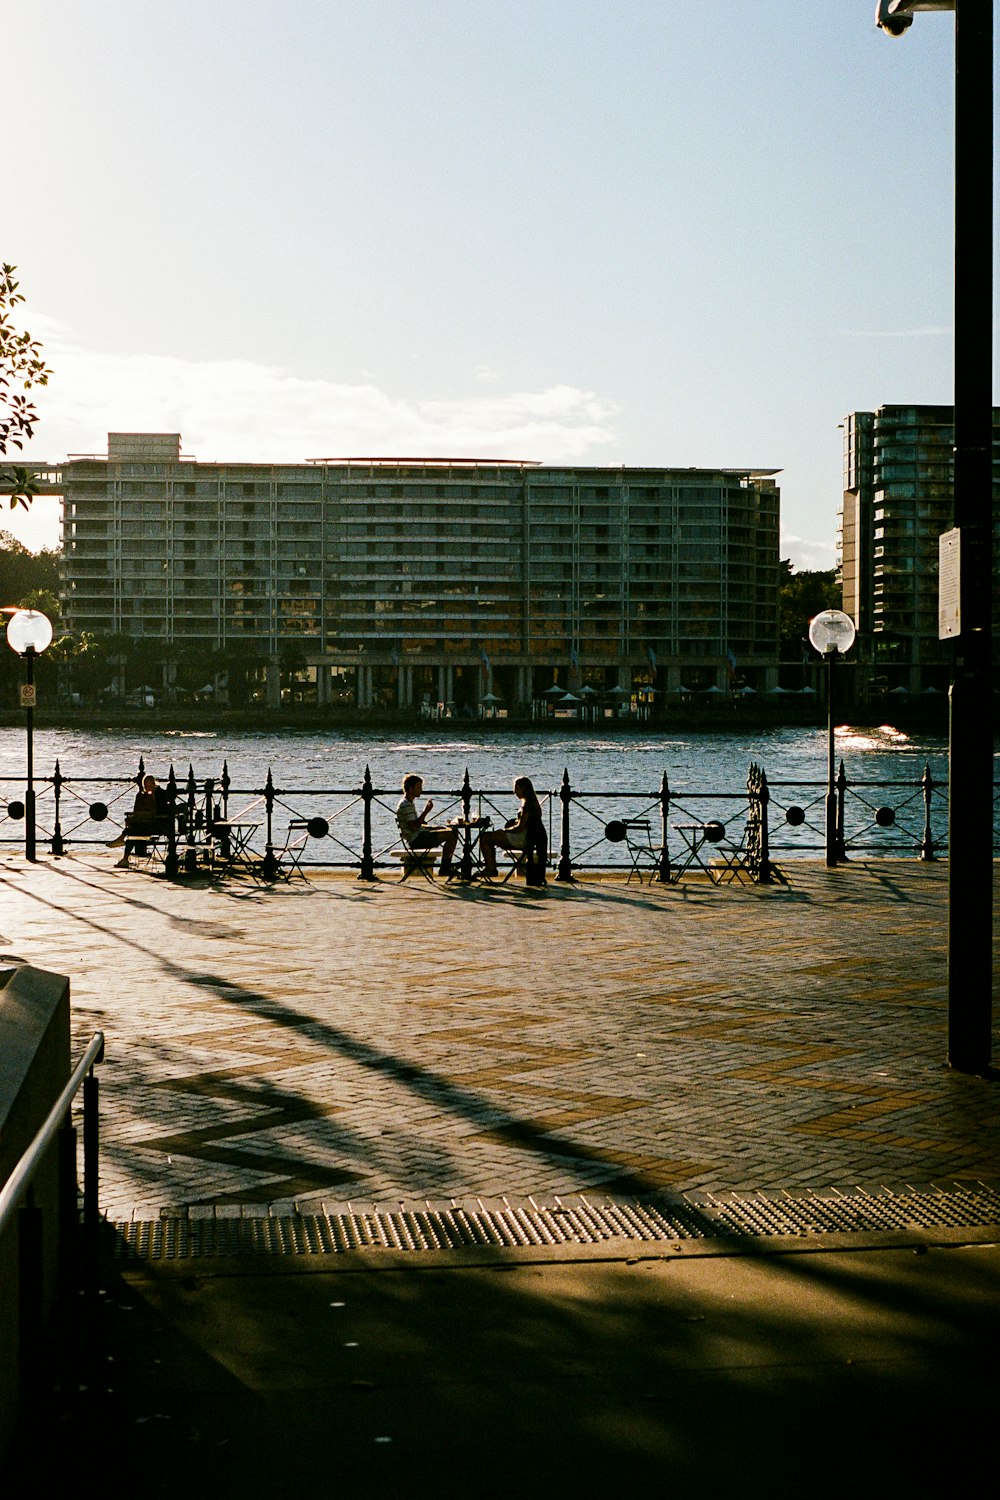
[876,1,913,35]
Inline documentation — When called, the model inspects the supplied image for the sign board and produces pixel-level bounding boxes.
[939,528,961,639]
[19,683,36,708]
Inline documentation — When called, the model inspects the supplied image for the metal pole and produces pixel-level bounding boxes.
[948,0,993,1072]
[358,765,376,880]
[83,1065,101,1296]
[556,768,574,882]
[657,771,671,883]
[25,645,36,861]
[825,648,838,866]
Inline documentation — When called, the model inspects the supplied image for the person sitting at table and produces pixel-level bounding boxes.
[113,774,172,869]
[395,773,460,876]
[479,776,546,881]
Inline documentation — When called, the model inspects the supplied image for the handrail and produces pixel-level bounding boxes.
[0,1030,105,1237]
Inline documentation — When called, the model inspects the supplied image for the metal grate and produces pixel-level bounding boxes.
[113,1182,1000,1261]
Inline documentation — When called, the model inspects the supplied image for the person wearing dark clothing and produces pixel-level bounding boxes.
[480,777,546,882]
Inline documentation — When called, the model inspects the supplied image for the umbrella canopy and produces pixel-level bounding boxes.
[560,691,582,703]
[704,684,726,694]
[577,685,598,696]
[542,684,567,697]
[479,692,503,704]
[606,685,628,697]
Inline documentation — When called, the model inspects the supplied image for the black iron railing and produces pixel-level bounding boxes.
[3,755,996,878]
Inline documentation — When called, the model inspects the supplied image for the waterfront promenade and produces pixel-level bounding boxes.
[2,852,997,1217]
[3,851,999,1486]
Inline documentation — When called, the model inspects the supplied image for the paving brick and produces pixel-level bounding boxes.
[2,851,998,1218]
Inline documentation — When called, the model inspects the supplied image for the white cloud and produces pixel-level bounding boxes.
[781,533,836,572]
[18,327,618,468]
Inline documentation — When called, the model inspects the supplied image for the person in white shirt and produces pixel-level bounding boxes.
[395,773,459,875]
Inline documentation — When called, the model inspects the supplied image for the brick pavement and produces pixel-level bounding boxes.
[1,852,998,1220]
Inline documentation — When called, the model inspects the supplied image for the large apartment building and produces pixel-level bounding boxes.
[49,432,780,707]
[840,405,1000,693]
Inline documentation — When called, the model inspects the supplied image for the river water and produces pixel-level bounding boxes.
[0,720,953,794]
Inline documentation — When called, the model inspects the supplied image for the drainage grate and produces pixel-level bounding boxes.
[113,1182,1000,1261]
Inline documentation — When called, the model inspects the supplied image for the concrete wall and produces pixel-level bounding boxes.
[0,965,71,1456]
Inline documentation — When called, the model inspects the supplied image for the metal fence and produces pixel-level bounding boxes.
[2,755,993,880]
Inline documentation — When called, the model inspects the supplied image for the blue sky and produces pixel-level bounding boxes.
[4,1,976,565]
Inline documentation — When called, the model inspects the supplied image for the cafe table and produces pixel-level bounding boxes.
[447,815,492,882]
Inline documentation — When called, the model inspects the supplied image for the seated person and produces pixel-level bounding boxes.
[113,774,173,869]
[480,776,546,879]
[395,773,459,875]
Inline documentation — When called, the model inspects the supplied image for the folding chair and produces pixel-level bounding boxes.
[605,818,658,883]
[671,821,751,884]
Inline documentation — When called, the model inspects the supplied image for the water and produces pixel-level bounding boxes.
[0,721,953,794]
[1,721,966,867]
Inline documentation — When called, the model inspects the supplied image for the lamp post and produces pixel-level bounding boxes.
[5,608,54,862]
[809,609,856,867]
[877,1,993,1073]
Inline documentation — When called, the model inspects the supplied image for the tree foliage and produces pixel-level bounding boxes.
[1,264,51,509]
[0,528,60,612]
[778,559,840,659]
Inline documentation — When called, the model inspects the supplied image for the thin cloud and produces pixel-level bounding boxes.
[18,328,618,466]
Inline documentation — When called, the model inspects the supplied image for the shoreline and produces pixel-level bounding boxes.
[0,701,953,736]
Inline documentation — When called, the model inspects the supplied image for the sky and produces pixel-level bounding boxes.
[2,0,982,566]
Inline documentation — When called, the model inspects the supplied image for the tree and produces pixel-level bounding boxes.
[1,264,51,509]
[0,529,60,611]
[778,559,840,660]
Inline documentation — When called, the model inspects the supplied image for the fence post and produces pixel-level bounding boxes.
[57,1117,78,1382]
[359,764,376,880]
[18,1187,44,1413]
[83,1056,102,1297]
[184,764,199,873]
[51,758,65,856]
[757,764,772,884]
[556,768,574,882]
[459,768,474,881]
[261,768,279,880]
[835,760,848,863]
[657,771,671,882]
[165,764,180,877]
[920,762,937,861]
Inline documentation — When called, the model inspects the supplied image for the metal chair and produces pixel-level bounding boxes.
[605,818,658,883]
[670,820,751,884]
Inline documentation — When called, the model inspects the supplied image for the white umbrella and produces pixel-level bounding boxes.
[543,684,566,697]
[705,684,726,694]
[560,691,582,703]
[479,692,503,704]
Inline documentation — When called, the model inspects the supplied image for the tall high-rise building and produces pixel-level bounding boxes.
[38,433,781,707]
[840,404,1000,693]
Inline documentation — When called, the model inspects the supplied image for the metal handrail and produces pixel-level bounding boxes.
[1,1028,105,1429]
[0,1029,105,1237]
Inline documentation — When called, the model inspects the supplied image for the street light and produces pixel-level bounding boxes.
[5,608,53,862]
[809,609,856,867]
[877,0,993,1074]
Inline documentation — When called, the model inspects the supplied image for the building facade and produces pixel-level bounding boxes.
[52,433,780,707]
[840,405,1000,693]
